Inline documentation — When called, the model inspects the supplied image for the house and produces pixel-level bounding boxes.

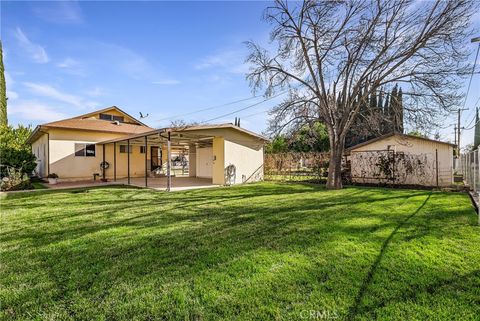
[347,132,454,187]
[27,106,267,189]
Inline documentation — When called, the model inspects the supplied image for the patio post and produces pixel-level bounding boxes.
[102,144,106,181]
[167,131,171,191]
[113,142,116,182]
[127,139,130,185]
[145,135,148,187]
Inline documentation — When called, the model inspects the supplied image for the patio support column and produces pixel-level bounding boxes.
[167,131,171,191]
[127,139,130,185]
[102,144,106,181]
[145,135,148,187]
[113,142,116,182]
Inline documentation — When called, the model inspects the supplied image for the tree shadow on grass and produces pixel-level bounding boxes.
[347,192,432,319]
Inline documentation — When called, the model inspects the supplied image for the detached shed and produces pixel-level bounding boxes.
[347,133,455,187]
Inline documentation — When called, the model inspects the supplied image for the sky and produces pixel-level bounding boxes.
[1,1,480,146]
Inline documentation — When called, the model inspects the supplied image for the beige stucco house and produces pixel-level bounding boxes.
[347,133,455,187]
[28,106,267,189]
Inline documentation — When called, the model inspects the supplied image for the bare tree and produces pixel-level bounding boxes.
[247,0,477,189]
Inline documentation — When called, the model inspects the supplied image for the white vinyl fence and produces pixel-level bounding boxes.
[458,149,480,192]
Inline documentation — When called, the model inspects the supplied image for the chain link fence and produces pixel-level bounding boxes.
[264,152,330,182]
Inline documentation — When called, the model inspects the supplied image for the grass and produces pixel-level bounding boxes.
[1,182,479,320]
[31,180,48,190]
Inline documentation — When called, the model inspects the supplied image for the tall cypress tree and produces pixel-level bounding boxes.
[397,87,404,133]
[389,85,398,133]
[0,41,7,126]
[382,92,390,134]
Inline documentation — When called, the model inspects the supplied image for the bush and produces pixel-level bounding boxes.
[0,125,36,178]
[0,167,33,191]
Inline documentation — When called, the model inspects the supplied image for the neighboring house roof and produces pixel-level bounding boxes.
[98,123,269,145]
[27,106,153,144]
[347,132,455,153]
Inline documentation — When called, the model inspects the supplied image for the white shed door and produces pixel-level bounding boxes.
[196,147,213,178]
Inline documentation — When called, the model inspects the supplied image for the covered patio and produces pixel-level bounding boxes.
[98,127,219,191]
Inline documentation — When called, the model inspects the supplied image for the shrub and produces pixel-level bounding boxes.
[0,125,36,178]
[0,166,33,191]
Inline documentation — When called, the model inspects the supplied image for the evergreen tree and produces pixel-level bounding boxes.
[382,92,390,134]
[397,88,404,133]
[474,108,480,150]
[389,85,399,133]
[0,41,7,126]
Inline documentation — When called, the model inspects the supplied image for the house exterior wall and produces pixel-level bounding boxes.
[212,137,225,185]
[350,134,454,186]
[31,125,265,184]
[31,132,49,177]
[196,147,213,178]
[44,128,153,181]
[224,139,264,184]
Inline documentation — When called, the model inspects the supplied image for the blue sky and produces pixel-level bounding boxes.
[1,1,480,146]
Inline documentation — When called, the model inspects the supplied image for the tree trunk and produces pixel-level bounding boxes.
[326,133,345,189]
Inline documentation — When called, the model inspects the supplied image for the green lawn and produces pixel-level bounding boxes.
[1,183,479,320]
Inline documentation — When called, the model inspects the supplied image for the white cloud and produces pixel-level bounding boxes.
[8,100,68,122]
[152,79,181,85]
[7,90,19,100]
[56,57,86,76]
[5,71,18,100]
[195,49,249,74]
[32,1,83,25]
[13,27,49,64]
[56,57,79,69]
[23,82,99,109]
[85,87,105,97]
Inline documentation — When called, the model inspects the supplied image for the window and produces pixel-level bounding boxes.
[99,113,112,120]
[140,146,146,154]
[120,145,132,153]
[99,113,124,122]
[75,143,96,157]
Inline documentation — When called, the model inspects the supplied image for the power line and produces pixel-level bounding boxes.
[461,43,480,128]
[200,90,288,124]
[156,95,264,122]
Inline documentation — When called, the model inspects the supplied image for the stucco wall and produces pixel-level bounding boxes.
[32,126,265,183]
[47,128,155,180]
[31,132,48,177]
[224,139,264,184]
[351,135,453,186]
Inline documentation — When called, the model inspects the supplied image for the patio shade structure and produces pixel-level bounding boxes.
[98,127,215,191]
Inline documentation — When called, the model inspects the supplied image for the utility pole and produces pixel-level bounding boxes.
[454,125,457,146]
[457,108,468,158]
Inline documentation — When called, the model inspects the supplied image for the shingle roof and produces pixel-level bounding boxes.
[42,118,153,134]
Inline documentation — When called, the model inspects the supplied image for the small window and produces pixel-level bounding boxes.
[75,143,96,157]
[99,113,112,120]
[120,145,132,153]
[140,146,146,154]
[113,115,124,122]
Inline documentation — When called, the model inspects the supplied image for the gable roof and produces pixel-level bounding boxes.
[347,132,455,152]
[27,106,153,144]
[70,106,148,126]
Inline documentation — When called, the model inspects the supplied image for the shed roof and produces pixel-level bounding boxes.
[347,132,455,152]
